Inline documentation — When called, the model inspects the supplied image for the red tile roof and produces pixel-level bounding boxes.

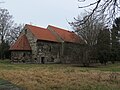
[47,25,81,43]
[9,35,31,51]
[25,24,58,42]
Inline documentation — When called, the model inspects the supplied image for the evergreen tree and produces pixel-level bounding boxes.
[0,41,10,59]
[111,17,120,61]
[97,29,110,65]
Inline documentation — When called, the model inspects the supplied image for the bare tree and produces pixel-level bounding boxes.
[6,24,23,44]
[70,13,104,46]
[78,0,120,25]
[69,13,105,66]
[0,8,23,59]
[0,8,13,44]
[0,8,23,45]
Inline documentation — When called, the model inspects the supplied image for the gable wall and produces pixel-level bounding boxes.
[47,26,63,42]
[21,28,37,61]
[48,26,85,64]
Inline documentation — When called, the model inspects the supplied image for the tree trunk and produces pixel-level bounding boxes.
[82,47,90,67]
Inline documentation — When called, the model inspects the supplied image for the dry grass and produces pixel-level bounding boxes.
[0,62,120,90]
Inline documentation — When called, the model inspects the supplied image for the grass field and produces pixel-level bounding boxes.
[0,60,120,90]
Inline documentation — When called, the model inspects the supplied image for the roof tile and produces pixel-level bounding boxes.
[47,25,81,43]
[25,24,58,42]
[9,35,31,51]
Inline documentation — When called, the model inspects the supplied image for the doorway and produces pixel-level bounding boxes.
[41,57,45,64]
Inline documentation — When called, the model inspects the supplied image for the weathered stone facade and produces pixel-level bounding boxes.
[61,43,84,64]
[9,33,32,63]
[10,24,85,64]
[36,41,61,63]
[11,51,32,62]
[21,27,37,61]
[23,26,61,63]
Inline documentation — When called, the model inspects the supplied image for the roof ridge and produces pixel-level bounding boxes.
[48,25,73,32]
[48,25,81,43]
[26,24,47,30]
[25,24,59,42]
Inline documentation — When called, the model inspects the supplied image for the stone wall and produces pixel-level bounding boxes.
[21,28,38,61]
[20,28,61,63]
[36,41,61,63]
[35,40,84,64]
[18,28,84,64]
[61,42,84,64]
[11,51,32,62]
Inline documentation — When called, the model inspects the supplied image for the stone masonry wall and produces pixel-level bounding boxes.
[21,28,37,62]
[11,51,31,62]
[19,28,84,64]
[36,41,61,63]
[61,42,84,64]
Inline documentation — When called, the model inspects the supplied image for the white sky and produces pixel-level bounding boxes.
[1,0,94,30]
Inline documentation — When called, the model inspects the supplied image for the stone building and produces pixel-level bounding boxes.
[10,24,84,64]
[9,35,32,62]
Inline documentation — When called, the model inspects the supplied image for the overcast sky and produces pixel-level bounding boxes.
[1,0,93,30]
